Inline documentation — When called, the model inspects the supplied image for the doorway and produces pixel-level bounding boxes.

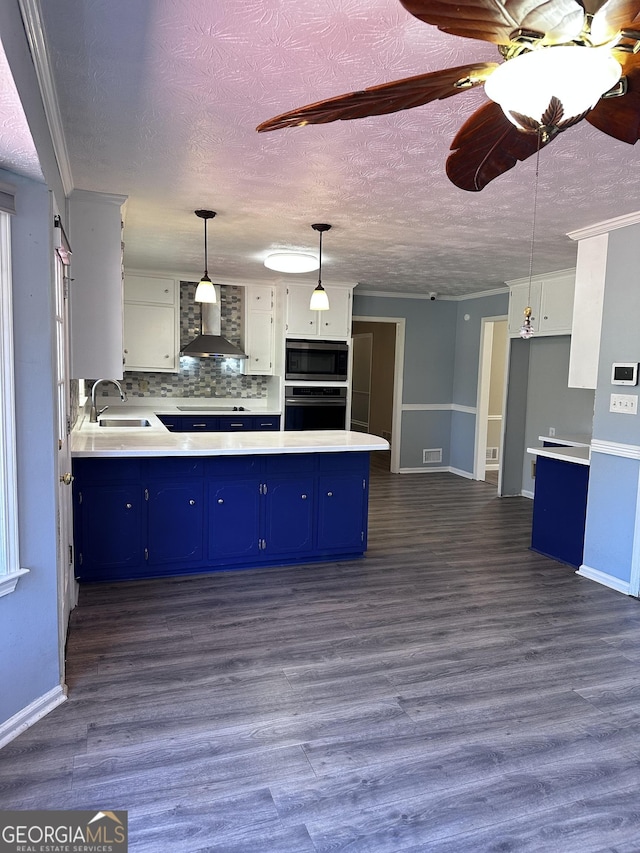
[474,317,508,491]
[54,218,77,676]
[351,317,405,474]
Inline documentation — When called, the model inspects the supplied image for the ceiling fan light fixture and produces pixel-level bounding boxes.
[310,223,331,311]
[485,46,622,128]
[264,252,319,273]
[194,209,217,304]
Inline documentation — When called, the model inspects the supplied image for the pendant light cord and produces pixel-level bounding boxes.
[527,130,543,304]
[203,217,209,277]
[318,230,323,288]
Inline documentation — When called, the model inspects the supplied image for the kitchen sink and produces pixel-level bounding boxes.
[98,418,151,427]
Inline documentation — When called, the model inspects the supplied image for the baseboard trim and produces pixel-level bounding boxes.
[575,564,632,596]
[398,466,474,478]
[0,684,67,749]
[521,489,534,500]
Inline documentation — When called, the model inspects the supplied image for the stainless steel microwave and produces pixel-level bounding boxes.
[285,339,349,382]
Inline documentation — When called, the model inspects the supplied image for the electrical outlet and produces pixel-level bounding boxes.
[610,393,638,414]
[549,427,555,437]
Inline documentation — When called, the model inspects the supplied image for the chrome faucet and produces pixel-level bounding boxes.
[90,378,127,423]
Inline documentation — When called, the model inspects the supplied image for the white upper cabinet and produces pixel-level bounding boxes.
[286,284,352,339]
[241,284,275,375]
[123,274,179,372]
[567,233,608,389]
[507,270,575,338]
[68,190,127,379]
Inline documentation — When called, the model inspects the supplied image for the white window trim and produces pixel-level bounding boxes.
[0,207,28,597]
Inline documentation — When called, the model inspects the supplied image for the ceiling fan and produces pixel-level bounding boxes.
[257,0,640,191]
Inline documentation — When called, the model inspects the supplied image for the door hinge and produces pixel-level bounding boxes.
[263,482,268,495]
[144,547,149,561]
[78,552,83,565]
[66,416,72,435]
[262,538,267,550]
[78,491,83,505]
[144,488,149,501]
[363,478,366,489]
[361,530,364,542]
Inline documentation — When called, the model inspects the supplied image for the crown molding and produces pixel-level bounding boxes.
[18,0,74,196]
[567,210,640,241]
[355,286,508,302]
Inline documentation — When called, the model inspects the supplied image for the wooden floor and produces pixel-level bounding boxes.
[3,467,640,851]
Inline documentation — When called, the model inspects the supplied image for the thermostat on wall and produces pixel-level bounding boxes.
[611,363,639,385]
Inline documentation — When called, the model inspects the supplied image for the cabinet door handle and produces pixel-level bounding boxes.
[125,503,132,509]
[327,491,333,497]
[301,494,307,500]
[218,498,224,504]
[193,423,207,427]
[189,499,196,506]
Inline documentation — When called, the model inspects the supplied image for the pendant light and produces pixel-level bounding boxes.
[519,132,543,340]
[310,223,331,311]
[194,209,217,303]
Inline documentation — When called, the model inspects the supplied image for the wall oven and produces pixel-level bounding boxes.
[284,386,347,431]
[285,339,349,382]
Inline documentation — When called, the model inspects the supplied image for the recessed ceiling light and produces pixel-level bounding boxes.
[264,252,319,273]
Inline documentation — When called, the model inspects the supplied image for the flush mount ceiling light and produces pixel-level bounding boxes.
[309,223,331,311]
[194,209,216,303]
[264,252,319,273]
[257,0,639,192]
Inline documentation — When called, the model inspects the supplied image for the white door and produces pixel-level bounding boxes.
[351,334,373,432]
[54,219,77,674]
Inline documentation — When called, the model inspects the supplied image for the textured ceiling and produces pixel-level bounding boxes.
[17,1,640,294]
[0,39,43,183]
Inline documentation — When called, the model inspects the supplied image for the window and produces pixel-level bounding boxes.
[0,183,28,597]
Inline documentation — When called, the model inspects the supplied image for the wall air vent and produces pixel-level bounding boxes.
[423,448,442,464]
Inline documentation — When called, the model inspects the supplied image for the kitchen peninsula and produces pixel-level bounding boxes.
[527,435,591,569]
[71,403,388,583]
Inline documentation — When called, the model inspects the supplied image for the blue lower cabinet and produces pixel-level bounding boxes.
[264,478,314,556]
[75,484,144,580]
[531,455,589,568]
[317,474,367,552]
[208,480,261,561]
[73,452,371,581]
[147,481,204,565]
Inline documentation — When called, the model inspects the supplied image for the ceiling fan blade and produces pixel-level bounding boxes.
[446,101,551,191]
[589,0,640,43]
[257,63,498,132]
[399,0,584,45]
[586,58,640,142]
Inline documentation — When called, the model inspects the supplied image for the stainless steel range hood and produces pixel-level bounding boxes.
[181,287,247,358]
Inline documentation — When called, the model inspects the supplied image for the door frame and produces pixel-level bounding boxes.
[473,315,508,488]
[352,316,405,474]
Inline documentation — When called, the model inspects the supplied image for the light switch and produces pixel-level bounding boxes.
[610,393,638,414]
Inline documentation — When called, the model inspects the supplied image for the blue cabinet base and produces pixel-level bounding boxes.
[73,452,369,583]
[530,455,589,569]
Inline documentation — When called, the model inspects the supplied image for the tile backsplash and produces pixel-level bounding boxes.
[120,282,268,398]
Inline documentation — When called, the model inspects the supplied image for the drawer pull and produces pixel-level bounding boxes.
[125,503,132,509]
[218,498,224,504]
[189,499,195,506]
[193,423,207,427]
[301,494,307,500]
[327,491,333,497]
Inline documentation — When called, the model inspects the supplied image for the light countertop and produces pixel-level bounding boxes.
[71,405,389,458]
[536,434,591,448]
[527,445,591,466]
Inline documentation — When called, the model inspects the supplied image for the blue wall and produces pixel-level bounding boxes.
[0,171,61,725]
[353,290,509,472]
[582,222,640,588]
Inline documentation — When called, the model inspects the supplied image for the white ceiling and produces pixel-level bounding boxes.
[8,0,640,295]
